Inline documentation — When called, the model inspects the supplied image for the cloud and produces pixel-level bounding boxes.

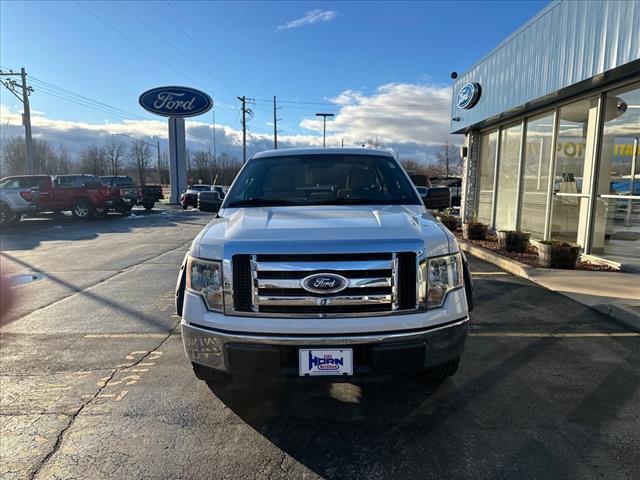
[0,81,460,164]
[299,82,455,148]
[277,9,338,30]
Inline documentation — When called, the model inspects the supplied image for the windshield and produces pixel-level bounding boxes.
[100,177,135,187]
[190,185,210,192]
[224,154,421,208]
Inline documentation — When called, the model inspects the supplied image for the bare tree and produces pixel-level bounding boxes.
[158,151,169,184]
[435,141,463,177]
[0,136,26,176]
[192,150,210,183]
[103,139,125,176]
[400,158,423,174]
[79,144,107,175]
[129,140,151,185]
[55,144,73,174]
[0,136,62,175]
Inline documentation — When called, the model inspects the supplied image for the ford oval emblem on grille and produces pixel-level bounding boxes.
[301,273,348,294]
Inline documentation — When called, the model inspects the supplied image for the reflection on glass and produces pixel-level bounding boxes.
[477,130,497,224]
[593,82,640,265]
[551,96,598,243]
[520,112,554,239]
[494,122,522,230]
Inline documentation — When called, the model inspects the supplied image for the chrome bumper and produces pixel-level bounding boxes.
[182,317,469,375]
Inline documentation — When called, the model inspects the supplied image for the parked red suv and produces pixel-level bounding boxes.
[3,174,110,218]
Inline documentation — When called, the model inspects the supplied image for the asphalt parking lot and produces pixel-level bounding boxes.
[1,208,638,480]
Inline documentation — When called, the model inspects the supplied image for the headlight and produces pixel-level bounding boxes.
[186,256,223,312]
[426,253,463,308]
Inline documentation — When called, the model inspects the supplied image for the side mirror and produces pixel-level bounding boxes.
[197,191,221,213]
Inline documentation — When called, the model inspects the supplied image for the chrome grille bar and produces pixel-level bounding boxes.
[255,259,393,272]
[255,294,392,306]
[257,277,392,290]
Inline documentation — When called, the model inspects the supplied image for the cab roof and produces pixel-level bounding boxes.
[251,147,396,160]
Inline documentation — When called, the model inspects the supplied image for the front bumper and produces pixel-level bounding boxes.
[16,204,39,215]
[182,317,468,377]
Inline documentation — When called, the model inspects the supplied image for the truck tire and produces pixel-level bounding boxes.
[144,202,154,211]
[192,363,231,385]
[115,205,132,215]
[71,199,93,219]
[0,204,18,226]
[422,358,460,381]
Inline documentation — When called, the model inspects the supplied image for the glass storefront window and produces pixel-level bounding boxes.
[592,81,640,264]
[477,130,498,224]
[550,96,599,244]
[494,122,522,230]
[520,112,554,239]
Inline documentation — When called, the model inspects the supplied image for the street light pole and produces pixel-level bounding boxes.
[315,113,334,147]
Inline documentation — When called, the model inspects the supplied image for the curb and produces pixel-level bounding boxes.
[458,238,640,332]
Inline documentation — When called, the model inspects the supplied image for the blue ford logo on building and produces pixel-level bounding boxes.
[301,273,348,294]
[456,82,481,109]
[139,86,213,117]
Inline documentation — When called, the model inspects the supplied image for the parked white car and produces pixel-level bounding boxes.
[176,148,473,384]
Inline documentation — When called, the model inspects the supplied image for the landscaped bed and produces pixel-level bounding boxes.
[452,230,618,271]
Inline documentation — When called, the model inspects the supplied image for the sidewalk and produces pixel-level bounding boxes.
[459,239,640,331]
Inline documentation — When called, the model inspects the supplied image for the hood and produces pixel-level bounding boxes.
[194,205,455,259]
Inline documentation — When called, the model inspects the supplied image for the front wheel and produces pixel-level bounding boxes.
[0,205,18,226]
[71,199,93,219]
[144,202,154,211]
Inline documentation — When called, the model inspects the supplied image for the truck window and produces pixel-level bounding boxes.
[113,177,135,187]
[0,178,21,188]
[225,154,421,207]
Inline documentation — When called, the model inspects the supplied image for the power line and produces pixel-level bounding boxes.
[115,1,240,104]
[154,2,267,100]
[29,78,153,120]
[75,1,235,110]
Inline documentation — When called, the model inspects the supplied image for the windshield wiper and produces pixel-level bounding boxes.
[227,198,296,207]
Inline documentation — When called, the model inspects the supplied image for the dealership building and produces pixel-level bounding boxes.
[451,0,639,270]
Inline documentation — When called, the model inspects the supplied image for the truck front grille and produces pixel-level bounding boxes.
[230,252,418,317]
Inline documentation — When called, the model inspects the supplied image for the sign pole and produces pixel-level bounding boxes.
[168,117,187,204]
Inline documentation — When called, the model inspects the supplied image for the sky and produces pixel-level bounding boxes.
[0,0,549,162]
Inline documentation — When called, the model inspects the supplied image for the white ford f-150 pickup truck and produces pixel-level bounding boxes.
[176,148,472,384]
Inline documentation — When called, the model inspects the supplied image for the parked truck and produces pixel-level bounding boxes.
[0,176,40,226]
[139,185,164,210]
[1,174,110,219]
[100,175,141,214]
[176,148,473,386]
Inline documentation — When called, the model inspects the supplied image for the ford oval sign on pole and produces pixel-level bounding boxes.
[456,82,481,110]
[139,86,213,204]
[139,86,213,117]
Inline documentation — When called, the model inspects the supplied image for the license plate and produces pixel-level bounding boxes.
[298,349,353,376]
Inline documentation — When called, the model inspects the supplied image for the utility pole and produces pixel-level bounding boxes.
[237,96,254,163]
[273,96,282,150]
[315,113,334,147]
[212,108,217,163]
[156,140,161,183]
[0,67,34,173]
